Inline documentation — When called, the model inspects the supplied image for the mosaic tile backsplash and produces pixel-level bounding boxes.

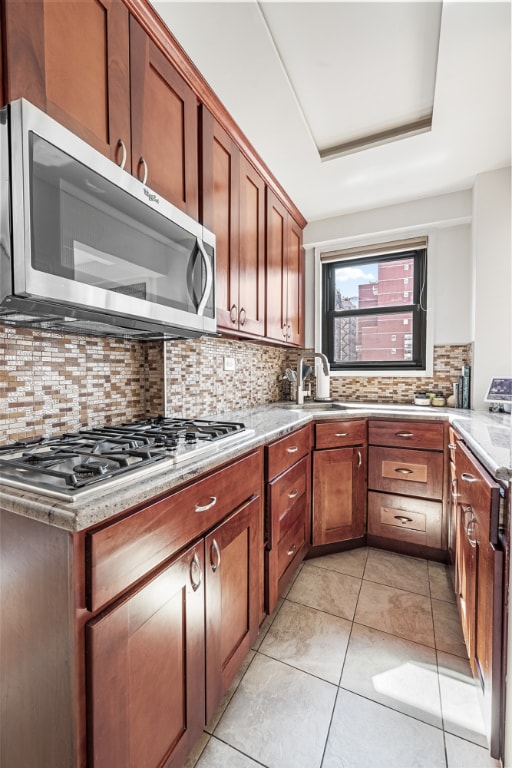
[285,344,473,404]
[0,322,471,445]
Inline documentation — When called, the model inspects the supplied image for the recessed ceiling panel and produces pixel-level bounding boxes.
[259,1,442,158]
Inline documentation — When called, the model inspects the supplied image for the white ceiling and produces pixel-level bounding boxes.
[152,1,511,224]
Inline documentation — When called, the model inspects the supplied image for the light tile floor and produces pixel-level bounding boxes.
[185,547,501,768]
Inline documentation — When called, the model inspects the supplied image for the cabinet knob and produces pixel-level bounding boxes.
[286,446,299,454]
[230,304,238,324]
[288,488,299,500]
[195,496,217,513]
[190,552,202,591]
[394,467,413,475]
[448,443,457,451]
[117,138,127,170]
[335,432,349,437]
[239,307,247,326]
[356,450,362,469]
[287,543,297,557]
[395,432,414,438]
[461,472,478,483]
[210,539,221,572]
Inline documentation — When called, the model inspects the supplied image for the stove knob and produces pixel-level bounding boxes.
[185,432,197,443]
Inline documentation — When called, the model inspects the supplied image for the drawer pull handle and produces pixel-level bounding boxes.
[356,450,362,469]
[286,446,299,454]
[461,472,478,483]
[190,553,202,591]
[335,432,349,437]
[464,509,477,547]
[210,539,221,572]
[394,515,413,525]
[395,432,414,438]
[117,138,127,170]
[448,443,457,450]
[230,304,238,324]
[287,543,297,557]
[195,496,217,513]
[394,467,413,474]
[288,489,299,500]
[138,156,148,185]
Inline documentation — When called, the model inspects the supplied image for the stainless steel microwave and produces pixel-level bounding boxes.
[0,99,216,339]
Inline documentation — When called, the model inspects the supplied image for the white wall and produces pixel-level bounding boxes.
[471,167,512,410]
[303,190,473,358]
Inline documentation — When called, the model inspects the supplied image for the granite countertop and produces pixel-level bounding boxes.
[0,402,510,532]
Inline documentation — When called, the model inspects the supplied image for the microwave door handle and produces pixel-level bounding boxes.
[196,238,213,317]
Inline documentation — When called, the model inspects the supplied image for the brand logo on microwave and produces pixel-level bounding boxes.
[143,188,160,205]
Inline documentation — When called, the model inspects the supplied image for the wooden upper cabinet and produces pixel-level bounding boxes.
[266,187,304,346]
[129,17,198,218]
[266,190,287,343]
[0,15,4,107]
[3,0,131,165]
[201,107,265,337]
[287,216,304,345]
[201,108,240,330]
[238,154,265,336]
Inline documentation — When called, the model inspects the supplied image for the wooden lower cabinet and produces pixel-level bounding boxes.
[86,542,206,768]
[454,439,503,757]
[265,426,312,613]
[455,499,477,658]
[368,491,442,549]
[0,448,263,768]
[205,497,260,722]
[312,446,366,544]
[367,419,446,556]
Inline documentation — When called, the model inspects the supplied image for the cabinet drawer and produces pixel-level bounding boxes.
[277,497,307,579]
[266,425,311,480]
[369,420,444,450]
[368,491,442,548]
[456,441,500,544]
[86,450,262,611]
[368,446,443,499]
[268,455,308,542]
[315,419,366,449]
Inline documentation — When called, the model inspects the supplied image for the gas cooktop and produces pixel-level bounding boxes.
[0,418,255,502]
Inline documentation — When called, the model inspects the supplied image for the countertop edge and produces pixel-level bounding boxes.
[1,403,509,531]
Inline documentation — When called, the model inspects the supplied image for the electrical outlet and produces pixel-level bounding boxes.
[223,356,235,371]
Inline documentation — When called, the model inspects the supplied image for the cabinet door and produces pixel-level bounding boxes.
[238,155,265,336]
[130,17,198,218]
[205,496,261,722]
[4,0,131,165]
[313,447,366,545]
[201,108,240,331]
[265,190,304,346]
[368,446,444,500]
[86,542,205,768]
[455,501,477,659]
[286,216,304,346]
[266,189,288,343]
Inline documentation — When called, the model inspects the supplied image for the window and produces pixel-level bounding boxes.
[321,243,427,371]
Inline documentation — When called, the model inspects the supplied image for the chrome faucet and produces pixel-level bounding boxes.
[296,352,330,404]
